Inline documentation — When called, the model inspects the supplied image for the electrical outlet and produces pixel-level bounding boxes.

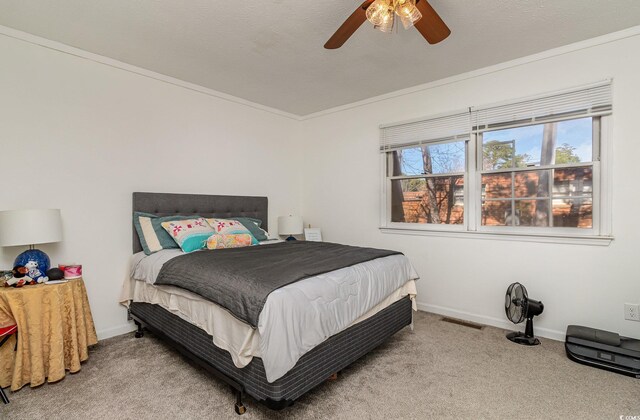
[625,303,640,321]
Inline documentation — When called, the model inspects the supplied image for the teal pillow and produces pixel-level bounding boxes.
[235,217,269,241]
[241,217,263,227]
[133,212,200,255]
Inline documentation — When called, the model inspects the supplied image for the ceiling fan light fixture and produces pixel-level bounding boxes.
[323,0,449,49]
[376,12,395,33]
[366,0,424,33]
[365,0,392,27]
[396,1,422,29]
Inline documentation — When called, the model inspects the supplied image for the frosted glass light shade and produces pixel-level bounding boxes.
[377,11,395,33]
[0,209,62,247]
[366,0,391,26]
[277,215,304,235]
[397,3,422,29]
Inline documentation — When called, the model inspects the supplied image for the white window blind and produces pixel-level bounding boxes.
[380,111,471,152]
[472,81,612,132]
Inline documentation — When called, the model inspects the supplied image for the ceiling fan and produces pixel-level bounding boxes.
[324,0,450,49]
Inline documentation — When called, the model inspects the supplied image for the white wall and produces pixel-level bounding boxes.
[2,25,639,343]
[0,32,302,339]
[300,32,640,339]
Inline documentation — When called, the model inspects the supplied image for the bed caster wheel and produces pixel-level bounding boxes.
[234,402,246,415]
[134,331,144,338]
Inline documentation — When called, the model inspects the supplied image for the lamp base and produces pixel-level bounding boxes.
[285,236,297,241]
[14,248,51,275]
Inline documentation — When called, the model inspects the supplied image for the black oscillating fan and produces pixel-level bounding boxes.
[505,282,544,346]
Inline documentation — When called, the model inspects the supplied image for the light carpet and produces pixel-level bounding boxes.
[1,312,639,419]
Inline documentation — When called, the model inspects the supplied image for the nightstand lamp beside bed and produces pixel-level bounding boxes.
[277,215,303,241]
[0,208,63,284]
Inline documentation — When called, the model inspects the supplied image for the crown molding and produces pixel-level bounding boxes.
[0,25,302,121]
[301,25,640,121]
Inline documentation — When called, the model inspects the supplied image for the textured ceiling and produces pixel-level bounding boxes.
[1,0,640,115]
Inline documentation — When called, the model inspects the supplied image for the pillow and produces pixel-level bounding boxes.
[234,217,269,242]
[236,216,262,227]
[205,219,259,245]
[161,218,215,253]
[206,234,254,250]
[133,212,200,255]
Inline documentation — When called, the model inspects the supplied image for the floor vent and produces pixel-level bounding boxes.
[440,317,484,330]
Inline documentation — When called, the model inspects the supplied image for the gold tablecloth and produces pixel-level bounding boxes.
[0,278,97,391]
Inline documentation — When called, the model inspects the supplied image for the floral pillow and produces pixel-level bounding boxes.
[205,219,259,245]
[161,218,214,253]
[206,234,254,250]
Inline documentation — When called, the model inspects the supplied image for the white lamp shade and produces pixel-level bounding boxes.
[0,209,63,247]
[278,215,304,236]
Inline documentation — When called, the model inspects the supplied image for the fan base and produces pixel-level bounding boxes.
[506,331,540,346]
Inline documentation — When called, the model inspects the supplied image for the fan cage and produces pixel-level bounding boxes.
[505,282,528,324]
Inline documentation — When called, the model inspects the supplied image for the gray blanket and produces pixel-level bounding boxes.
[154,241,401,328]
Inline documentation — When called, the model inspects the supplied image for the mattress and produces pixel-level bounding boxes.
[122,249,419,382]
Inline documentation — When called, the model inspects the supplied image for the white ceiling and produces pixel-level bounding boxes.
[1,1,640,115]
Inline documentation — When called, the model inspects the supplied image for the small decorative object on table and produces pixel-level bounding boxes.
[8,266,29,287]
[4,264,46,287]
[304,227,323,242]
[14,253,49,283]
[46,268,64,281]
[1,271,12,287]
[59,264,82,279]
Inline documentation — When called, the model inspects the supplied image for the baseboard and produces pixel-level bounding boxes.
[96,322,136,341]
[417,302,565,342]
[97,305,565,342]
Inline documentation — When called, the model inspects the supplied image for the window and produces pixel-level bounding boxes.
[388,141,466,225]
[381,111,471,229]
[381,82,612,242]
[479,117,597,229]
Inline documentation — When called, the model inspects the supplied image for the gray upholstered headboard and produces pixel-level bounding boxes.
[132,192,268,253]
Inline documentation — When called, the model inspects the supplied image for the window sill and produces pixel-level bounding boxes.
[379,227,613,246]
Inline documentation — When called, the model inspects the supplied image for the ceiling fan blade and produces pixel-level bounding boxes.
[324,0,374,49]
[414,0,451,44]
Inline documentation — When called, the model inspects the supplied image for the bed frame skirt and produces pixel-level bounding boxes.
[129,296,412,409]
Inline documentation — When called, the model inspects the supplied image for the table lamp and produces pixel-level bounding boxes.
[0,209,62,274]
[278,215,303,241]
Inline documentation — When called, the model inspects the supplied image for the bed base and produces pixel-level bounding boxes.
[129,297,412,415]
[132,318,254,414]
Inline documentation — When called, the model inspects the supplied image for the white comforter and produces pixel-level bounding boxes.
[126,248,419,382]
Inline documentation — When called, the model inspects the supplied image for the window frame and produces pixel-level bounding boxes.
[380,115,613,246]
[382,137,470,233]
[474,116,601,237]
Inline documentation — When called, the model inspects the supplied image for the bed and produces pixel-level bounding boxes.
[124,192,417,415]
